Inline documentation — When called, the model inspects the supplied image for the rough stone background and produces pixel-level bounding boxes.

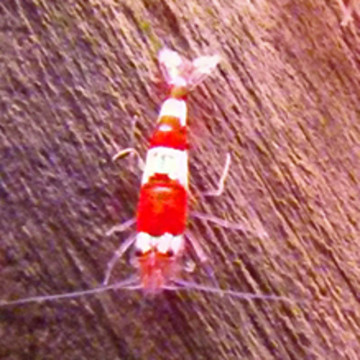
[0,1,359,359]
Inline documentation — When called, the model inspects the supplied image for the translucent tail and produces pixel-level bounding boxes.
[158,48,220,90]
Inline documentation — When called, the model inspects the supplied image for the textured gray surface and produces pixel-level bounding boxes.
[0,1,359,359]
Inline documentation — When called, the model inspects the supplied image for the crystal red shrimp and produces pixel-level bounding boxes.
[0,49,295,307]
[117,48,221,293]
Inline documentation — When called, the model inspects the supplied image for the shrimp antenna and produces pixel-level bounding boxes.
[167,279,297,304]
[0,276,141,307]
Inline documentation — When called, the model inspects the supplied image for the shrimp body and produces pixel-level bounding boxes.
[134,95,189,290]
[132,49,219,292]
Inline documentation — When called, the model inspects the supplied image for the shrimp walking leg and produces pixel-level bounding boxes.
[190,211,268,239]
[202,153,231,197]
[185,230,218,287]
[103,233,137,285]
[106,217,136,237]
[112,147,145,170]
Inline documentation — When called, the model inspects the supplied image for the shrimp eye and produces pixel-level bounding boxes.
[134,248,143,257]
[166,249,174,257]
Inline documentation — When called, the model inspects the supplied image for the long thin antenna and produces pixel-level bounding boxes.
[0,277,141,307]
[170,279,296,304]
